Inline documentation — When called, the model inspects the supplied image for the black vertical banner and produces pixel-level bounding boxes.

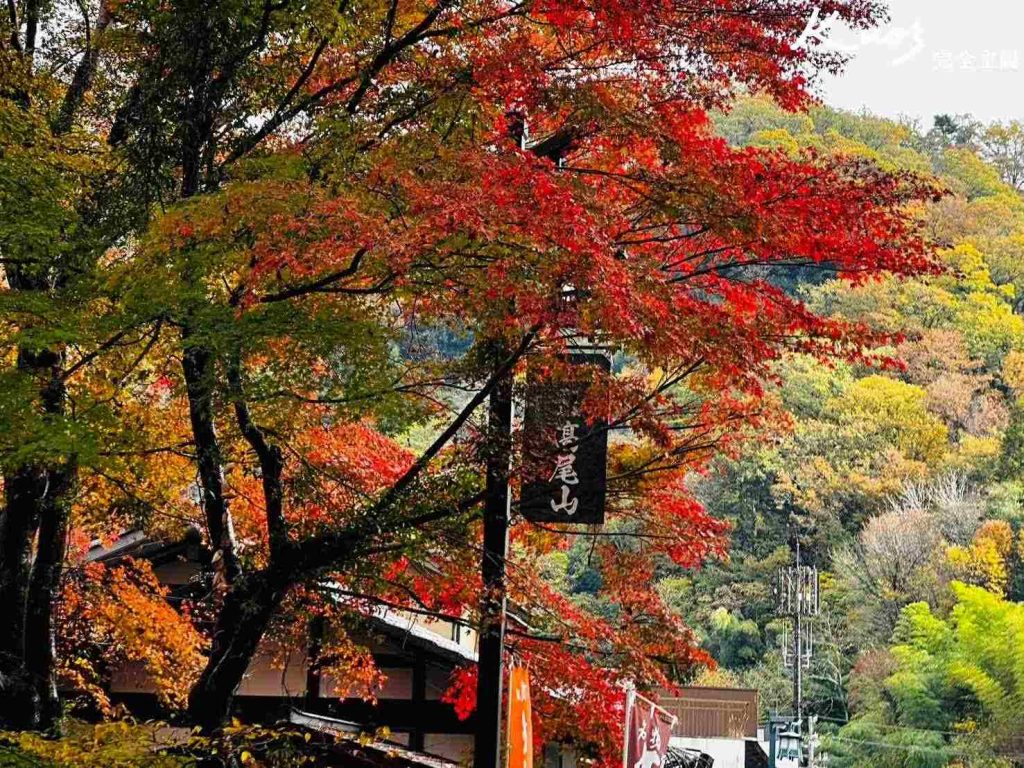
[521,353,610,525]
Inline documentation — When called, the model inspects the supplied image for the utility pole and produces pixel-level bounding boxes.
[474,346,515,768]
[807,715,818,768]
[473,115,530,768]
[772,524,819,767]
[793,537,803,725]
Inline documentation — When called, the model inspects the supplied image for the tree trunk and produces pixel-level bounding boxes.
[52,1,112,134]
[0,6,106,731]
[23,461,74,733]
[0,346,73,731]
[187,570,287,732]
[181,337,240,581]
[0,468,44,727]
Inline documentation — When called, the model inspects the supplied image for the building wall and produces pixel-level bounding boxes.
[657,687,759,739]
[424,732,475,762]
[321,666,414,699]
[109,641,309,699]
[670,737,747,768]
[385,608,478,656]
[235,646,308,698]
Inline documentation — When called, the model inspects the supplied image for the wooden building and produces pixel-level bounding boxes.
[87,531,480,763]
[658,686,759,739]
[657,687,768,768]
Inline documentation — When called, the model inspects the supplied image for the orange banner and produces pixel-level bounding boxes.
[508,666,534,768]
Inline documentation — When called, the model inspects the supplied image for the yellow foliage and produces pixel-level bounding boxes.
[1002,350,1024,395]
[948,435,1001,473]
[946,520,1015,596]
[828,376,950,464]
[1,721,186,768]
[747,128,801,155]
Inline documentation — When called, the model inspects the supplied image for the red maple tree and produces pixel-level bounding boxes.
[3,0,935,756]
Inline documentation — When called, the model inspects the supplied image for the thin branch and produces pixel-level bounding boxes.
[62,320,149,381]
[289,328,539,573]
[371,327,537,512]
[382,0,399,43]
[227,350,289,557]
[223,0,453,167]
[258,248,369,303]
[344,0,453,115]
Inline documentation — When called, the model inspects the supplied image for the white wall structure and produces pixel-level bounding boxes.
[670,736,770,768]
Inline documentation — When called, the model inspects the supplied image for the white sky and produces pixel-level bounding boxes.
[814,0,1024,124]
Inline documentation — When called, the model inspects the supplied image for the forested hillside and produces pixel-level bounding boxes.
[628,100,1024,763]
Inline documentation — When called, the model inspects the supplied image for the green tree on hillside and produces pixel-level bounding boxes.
[829,584,1024,767]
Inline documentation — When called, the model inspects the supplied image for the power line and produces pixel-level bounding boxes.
[827,736,954,754]
[816,716,965,738]
[826,735,1024,760]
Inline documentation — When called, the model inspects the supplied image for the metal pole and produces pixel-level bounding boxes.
[794,536,802,729]
[622,688,634,768]
[474,346,514,768]
[807,715,816,768]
